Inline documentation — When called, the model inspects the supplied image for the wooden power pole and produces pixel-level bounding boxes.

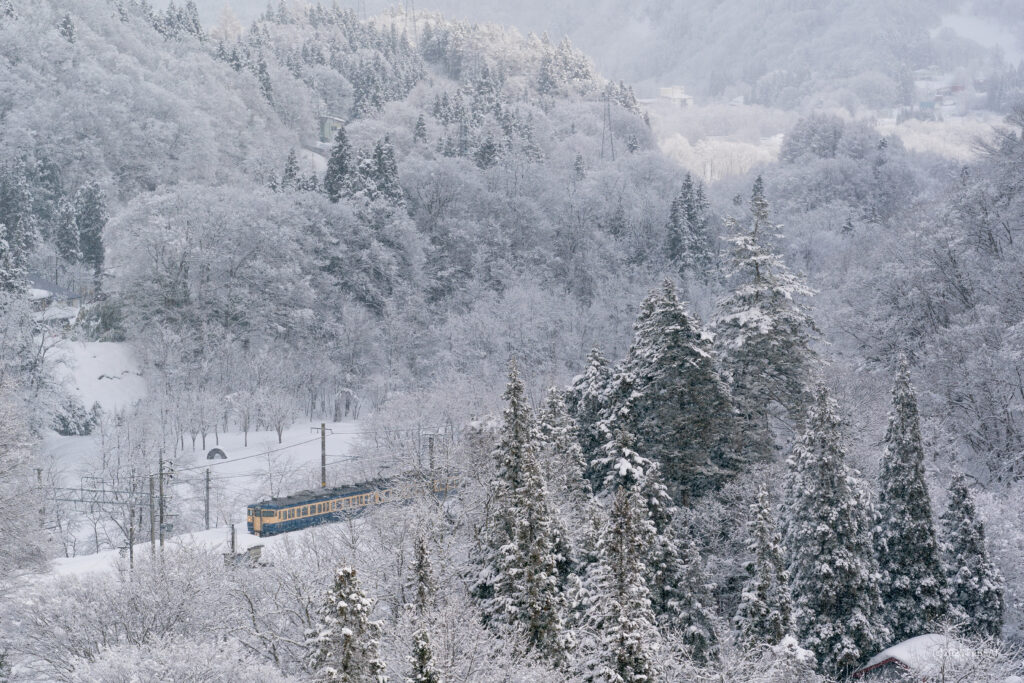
[205,467,211,530]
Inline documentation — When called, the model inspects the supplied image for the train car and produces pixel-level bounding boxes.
[246,475,457,537]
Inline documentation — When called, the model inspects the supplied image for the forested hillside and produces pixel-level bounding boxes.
[2,0,1024,681]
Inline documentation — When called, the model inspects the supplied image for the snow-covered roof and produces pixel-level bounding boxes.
[855,634,969,676]
[29,287,52,301]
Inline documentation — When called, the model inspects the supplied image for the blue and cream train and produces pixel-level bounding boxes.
[246,476,458,537]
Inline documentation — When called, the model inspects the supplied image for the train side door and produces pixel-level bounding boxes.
[251,508,263,535]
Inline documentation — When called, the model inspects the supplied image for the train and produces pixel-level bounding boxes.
[246,475,458,537]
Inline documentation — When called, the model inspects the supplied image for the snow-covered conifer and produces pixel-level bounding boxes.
[471,360,571,663]
[735,485,793,648]
[280,149,301,190]
[605,280,737,500]
[324,126,353,203]
[565,348,613,463]
[785,386,888,675]
[55,196,81,264]
[940,474,1004,638]
[714,176,817,461]
[306,566,388,682]
[873,358,947,641]
[579,486,661,682]
[74,182,106,279]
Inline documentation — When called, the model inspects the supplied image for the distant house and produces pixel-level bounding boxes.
[658,86,693,108]
[852,634,968,680]
[319,114,346,143]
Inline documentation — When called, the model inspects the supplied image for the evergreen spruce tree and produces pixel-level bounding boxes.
[54,196,81,265]
[255,54,273,103]
[873,358,947,641]
[605,280,738,501]
[579,486,661,683]
[59,13,75,42]
[660,538,719,665]
[940,474,1005,638]
[565,348,613,464]
[372,137,404,206]
[409,532,436,616]
[665,174,711,277]
[74,182,106,280]
[406,631,439,683]
[413,114,428,144]
[280,149,301,191]
[306,566,388,682]
[714,176,817,461]
[734,485,793,648]
[785,387,888,676]
[471,360,571,664]
[324,126,353,203]
[1,0,16,20]
[406,532,440,683]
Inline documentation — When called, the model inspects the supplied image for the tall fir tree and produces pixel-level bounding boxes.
[734,485,793,648]
[372,137,404,206]
[74,182,106,281]
[406,532,440,683]
[324,126,353,203]
[873,358,947,641]
[413,114,428,144]
[714,176,817,461]
[406,631,439,683]
[565,347,613,464]
[306,567,388,683]
[940,474,1005,638]
[665,173,711,277]
[785,387,889,676]
[255,54,273,103]
[280,148,301,190]
[604,280,737,501]
[578,486,661,683]
[54,196,81,265]
[591,428,718,660]
[471,360,571,664]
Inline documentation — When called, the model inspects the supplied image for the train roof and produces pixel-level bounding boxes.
[249,478,391,510]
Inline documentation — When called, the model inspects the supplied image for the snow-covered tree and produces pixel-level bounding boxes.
[54,196,81,264]
[324,126,353,203]
[940,474,1005,638]
[785,386,889,676]
[662,538,719,665]
[371,137,404,206]
[735,485,793,648]
[74,182,107,280]
[59,13,76,42]
[665,173,711,277]
[714,176,816,461]
[405,630,440,683]
[413,115,427,144]
[471,360,571,663]
[280,148,301,190]
[873,358,947,641]
[565,348,613,463]
[306,566,388,683]
[578,486,661,682]
[605,280,738,501]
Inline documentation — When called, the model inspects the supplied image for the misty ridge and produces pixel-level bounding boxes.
[0,0,1023,681]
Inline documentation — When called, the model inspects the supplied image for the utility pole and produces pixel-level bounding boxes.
[149,474,155,555]
[205,467,211,530]
[230,523,236,554]
[158,454,165,550]
[312,423,333,487]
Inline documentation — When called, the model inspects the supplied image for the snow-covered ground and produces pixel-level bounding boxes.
[51,340,147,412]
